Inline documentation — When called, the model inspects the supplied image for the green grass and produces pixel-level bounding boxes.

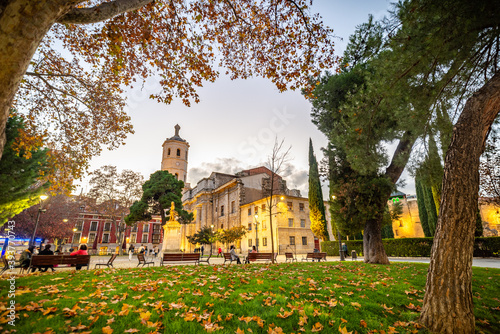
[1,262,499,333]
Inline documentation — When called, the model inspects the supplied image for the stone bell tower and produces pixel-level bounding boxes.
[161,124,189,183]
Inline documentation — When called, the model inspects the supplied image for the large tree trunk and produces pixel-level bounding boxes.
[0,0,76,158]
[363,198,390,264]
[420,73,500,333]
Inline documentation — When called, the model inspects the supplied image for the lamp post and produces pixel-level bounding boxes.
[71,228,77,251]
[30,194,48,247]
[331,195,345,261]
[254,214,260,251]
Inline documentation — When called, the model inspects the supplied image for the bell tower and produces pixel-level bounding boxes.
[161,124,189,184]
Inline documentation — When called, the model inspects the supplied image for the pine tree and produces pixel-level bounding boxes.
[415,175,432,237]
[308,139,329,241]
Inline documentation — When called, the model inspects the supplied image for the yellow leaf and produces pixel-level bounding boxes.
[140,311,151,321]
[235,328,245,334]
[351,302,361,308]
[338,325,352,334]
[102,326,113,334]
[311,322,324,332]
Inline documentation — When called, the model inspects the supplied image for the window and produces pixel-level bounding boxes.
[288,218,293,227]
[299,203,304,211]
[399,220,403,227]
[302,237,308,246]
[88,233,96,244]
[152,234,161,244]
[104,222,111,231]
[221,205,224,216]
[248,223,252,231]
[130,234,137,243]
[254,206,258,215]
[90,221,98,231]
[262,220,267,229]
[261,204,266,212]
[75,221,83,231]
[175,173,179,179]
[132,225,138,232]
[168,148,171,156]
[176,148,181,156]
[231,201,235,214]
[102,234,109,243]
[73,233,81,244]
[153,224,161,233]
[143,224,150,233]
[248,208,251,216]
[263,237,267,246]
[287,202,293,211]
[141,234,149,243]
[300,219,306,228]
[248,239,253,247]
[289,236,295,245]
[395,230,399,236]
[220,224,224,229]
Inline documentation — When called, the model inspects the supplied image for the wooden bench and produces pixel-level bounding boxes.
[29,255,91,271]
[160,253,200,266]
[95,254,117,269]
[246,252,276,263]
[137,253,155,267]
[301,252,327,262]
[285,252,297,262]
[199,253,211,265]
[223,252,237,264]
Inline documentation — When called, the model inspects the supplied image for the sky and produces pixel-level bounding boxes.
[77,0,416,197]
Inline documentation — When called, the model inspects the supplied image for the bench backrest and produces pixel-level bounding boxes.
[137,253,147,262]
[285,252,294,258]
[31,255,91,266]
[223,253,232,260]
[247,252,274,260]
[306,252,326,258]
[107,254,117,264]
[163,253,200,261]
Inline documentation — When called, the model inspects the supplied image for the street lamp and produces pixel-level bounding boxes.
[30,194,48,247]
[332,195,345,261]
[254,214,260,251]
[71,228,77,251]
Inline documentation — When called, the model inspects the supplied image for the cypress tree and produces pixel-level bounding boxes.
[475,207,483,237]
[415,174,432,237]
[423,182,438,235]
[308,139,329,241]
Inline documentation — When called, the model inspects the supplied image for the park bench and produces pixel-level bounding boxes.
[285,252,297,262]
[223,252,237,264]
[29,255,91,272]
[137,253,155,267]
[246,252,277,263]
[95,253,118,269]
[199,253,211,265]
[301,252,327,262]
[160,253,200,266]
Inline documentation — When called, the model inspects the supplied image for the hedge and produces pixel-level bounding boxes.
[321,236,500,258]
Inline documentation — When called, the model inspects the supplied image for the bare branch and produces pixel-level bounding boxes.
[57,0,154,25]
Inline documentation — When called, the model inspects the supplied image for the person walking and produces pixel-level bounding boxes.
[217,247,222,257]
[128,244,135,261]
[201,245,204,257]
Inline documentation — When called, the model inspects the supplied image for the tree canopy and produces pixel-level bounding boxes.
[126,170,192,225]
[0,115,50,225]
[307,139,329,241]
[0,0,336,192]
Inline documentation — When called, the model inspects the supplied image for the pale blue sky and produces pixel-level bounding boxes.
[77,1,414,197]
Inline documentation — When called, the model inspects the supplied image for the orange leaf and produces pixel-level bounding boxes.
[102,326,113,334]
[360,320,367,328]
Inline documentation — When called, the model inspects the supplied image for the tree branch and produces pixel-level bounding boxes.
[57,0,154,25]
[385,130,416,184]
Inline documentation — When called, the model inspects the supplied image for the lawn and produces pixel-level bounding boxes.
[1,261,499,333]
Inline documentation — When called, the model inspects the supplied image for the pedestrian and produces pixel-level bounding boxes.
[229,245,241,264]
[19,246,34,271]
[154,246,159,257]
[128,244,135,261]
[201,245,204,257]
[217,247,222,257]
[342,243,348,258]
[70,244,88,270]
[139,244,145,254]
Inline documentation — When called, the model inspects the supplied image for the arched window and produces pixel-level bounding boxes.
[175,173,179,179]
[167,148,171,156]
[220,224,224,229]
[176,149,181,156]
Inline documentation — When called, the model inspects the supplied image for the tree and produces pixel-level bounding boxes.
[350,1,500,331]
[479,140,500,209]
[1,194,79,246]
[216,226,248,250]
[0,115,50,225]
[126,170,192,227]
[414,175,432,237]
[261,138,291,263]
[0,0,336,189]
[187,226,218,255]
[85,165,143,255]
[308,139,329,241]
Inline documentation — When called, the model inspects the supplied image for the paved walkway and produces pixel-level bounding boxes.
[89,254,500,269]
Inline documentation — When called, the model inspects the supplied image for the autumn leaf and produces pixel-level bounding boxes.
[102,326,113,334]
[360,320,367,328]
[235,328,245,334]
[311,322,324,332]
[124,329,139,333]
[338,325,353,334]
